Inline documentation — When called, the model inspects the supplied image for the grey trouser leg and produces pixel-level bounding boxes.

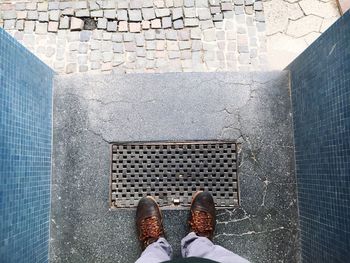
[181,232,250,263]
[135,238,173,263]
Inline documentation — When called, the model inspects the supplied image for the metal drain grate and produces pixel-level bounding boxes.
[110,141,239,208]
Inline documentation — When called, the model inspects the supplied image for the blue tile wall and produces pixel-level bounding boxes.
[0,29,54,263]
[288,11,350,263]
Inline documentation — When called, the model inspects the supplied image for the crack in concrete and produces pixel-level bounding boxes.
[214,226,286,238]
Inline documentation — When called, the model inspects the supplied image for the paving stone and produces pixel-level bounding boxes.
[213,13,223,21]
[151,19,162,28]
[113,42,124,53]
[107,21,118,32]
[117,10,128,21]
[143,0,154,8]
[142,20,151,29]
[49,10,60,21]
[135,34,145,46]
[145,29,156,40]
[174,0,184,7]
[234,0,244,5]
[38,12,48,22]
[299,0,339,18]
[155,40,165,50]
[59,2,72,10]
[286,15,323,38]
[103,0,116,9]
[226,30,236,40]
[238,53,250,64]
[196,0,209,7]
[17,11,27,20]
[198,8,211,20]
[117,0,129,9]
[111,33,123,42]
[90,39,101,49]
[3,10,16,20]
[184,18,199,26]
[71,17,84,30]
[166,30,177,40]
[236,14,246,24]
[178,29,190,40]
[154,0,166,8]
[66,63,77,73]
[146,40,156,50]
[255,11,265,22]
[245,0,254,5]
[245,5,254,15]
[181,50,192,59]
[142,8,156,20]
[118,21,129,31]
[91,10,103,17]
[203,28,216,41]
[97,18,107,29]
[184,0,195,7]
[80,30,91,41]
[59,16,70,29]
[125,42,137,52]
[200,20,214,30]
[27,11,39,20]
[171,8,182,20]
[26,2,38,10]
[215,21,223,29]
[4,20,16,30]
[101,41,113,52]
[221,2,233,11]
[15,3,26,11]
[76,9,90,17]
[129,22,141,32]
[155,8,171,17]
[48,21,59,32]
[79,43,89,54]
[103,52,114,63]
[254,2,263,11]
[162,17,172,28]
[136,48,146,57]
[15,20,24,31]
[224,10,234,19]
[75,1,88,9]
[69,42,79,51]
[210,6,221,14]
[235,5,244,15]
[167,40,179,50]
[129,10,142,21]
[104,10,116,19]
[91,61,101,69]
[173,19,184,29]
[67,31,80,41]
[62,8,75,16]
[179,41,191,50]
[35,22,47,34]
[191,28,201,39]
[168,50,180,59]
[155,30,166,39]
[184,8,196,18]
[130,0,143,9]
[103,32,112,40]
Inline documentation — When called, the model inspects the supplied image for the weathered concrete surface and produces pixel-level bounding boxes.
[51,72,299,262]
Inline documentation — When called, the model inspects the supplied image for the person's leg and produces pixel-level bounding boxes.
[135,196,172,263]
[135,237,172,263]
[182,192,250,263]
[181,232,249,263]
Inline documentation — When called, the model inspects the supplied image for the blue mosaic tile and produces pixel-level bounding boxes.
[0,28,54,263]
[288,11,350,263]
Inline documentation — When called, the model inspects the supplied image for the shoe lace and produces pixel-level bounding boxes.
[139,216,163,245]
[189,210,213,236]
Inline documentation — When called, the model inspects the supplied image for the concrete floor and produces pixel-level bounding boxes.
[50,72,299,262]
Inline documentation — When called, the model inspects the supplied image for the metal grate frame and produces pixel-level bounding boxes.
[110,141,239,208]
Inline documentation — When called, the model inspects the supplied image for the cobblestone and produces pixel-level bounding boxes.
[1,0,274,73]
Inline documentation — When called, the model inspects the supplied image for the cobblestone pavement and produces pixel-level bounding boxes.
[0,0,268,74]
[0,0,341,73]
[264,0,340,69]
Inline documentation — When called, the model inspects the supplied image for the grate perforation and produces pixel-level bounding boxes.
[110,141,239,208]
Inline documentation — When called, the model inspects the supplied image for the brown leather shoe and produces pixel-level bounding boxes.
[136,196,164,250]
[188,191,216,240]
